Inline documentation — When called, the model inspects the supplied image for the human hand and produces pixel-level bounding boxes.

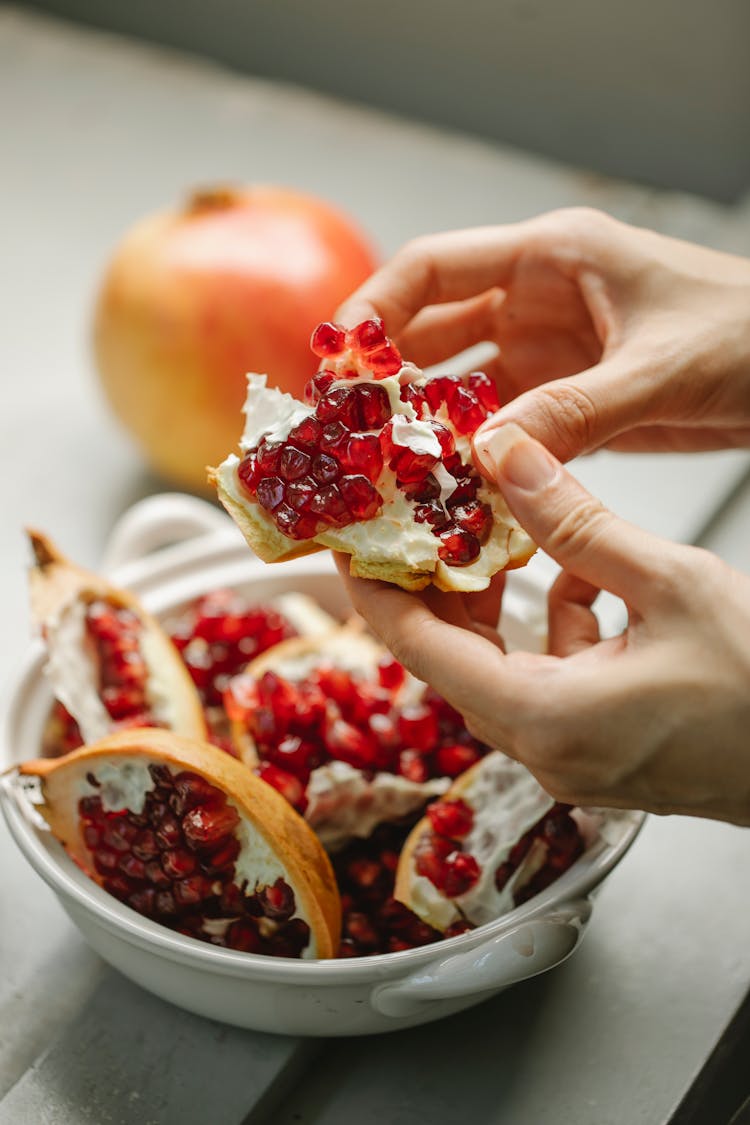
[335,424,750,826]
[337,208,750,460]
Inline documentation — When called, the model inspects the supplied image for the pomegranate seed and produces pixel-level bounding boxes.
[337,475,382,520]
[447,387,488,434]
[256,476,285,512]
[398,748,429,783]
[452,502,492,542]
[271,918,311,957]
[182,803,240,849]
[255,439,284,474]
[347,318,387,353]
[237,452,260,494]
[118,853,146,880]
[154,890,177,916]
[227,918,262,953]
[128,887,156,916]
[259,877,296,921]
[155,812,183,850]
[324,716,377,770]
[446,475,480,506]
[93,848,118,875]
[424,374,461,412]
[415,836,453,885]
[366,344,402,377]
[309,484,352,527]
[344,912,379,947]
[286,475,317,511]
[79,795,104,821]
[311,321,346,357]
[437,526,481,566]
[429,421,455,457]
[435,743,480,777]
[398,705,438,751]
[495,861,514,892]
[173,875,214,906]
[257,762,307,811]
[392,447,438,484]
[341,433,384,482]
[427,799,474,839]
[279,446,312,481]
[161,848,198,879]
[101,685,142,720]
[313,369,336,396]
[468,371,501,412]
[287,416,323,449]
[377,658,406,692]
[145,860,171,888]
[273,734,321,775]
[311,452,340,485]
[169,772,221,816]
[316,386,361,429]
[347,857,383,889]
[368,712,401,757]
[415,501,450,529]
[442,851,481,897]
[444,919,473,937]
[400,383,427,417]
[102,819,138,852]
[83,824,101,848]
[319,421,350,453]
[356,383,392,429]
[204,836,241,873]
[274,504,319,540]
[402,474,441,502]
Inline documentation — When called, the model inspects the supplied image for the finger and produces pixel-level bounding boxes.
[547,571,601,656]
[466,571,505,630]
[336,223,536,336]
[394,288,505,367]
[473,353,655,463]
[334,556,521,712]
[474,423,680,610]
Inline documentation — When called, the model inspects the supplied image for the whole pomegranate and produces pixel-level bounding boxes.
[93,186,378,492]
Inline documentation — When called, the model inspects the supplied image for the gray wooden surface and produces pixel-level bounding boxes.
[1,8,749,1123]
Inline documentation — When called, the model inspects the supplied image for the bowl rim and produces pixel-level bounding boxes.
[1,541,646,981]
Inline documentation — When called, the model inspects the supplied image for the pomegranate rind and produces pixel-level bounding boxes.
[27,531,207,743]
[19,728,341,958]
[394,752,559,932]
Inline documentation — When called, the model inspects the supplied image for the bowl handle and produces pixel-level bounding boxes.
[371,897,592,1019]
[101,494,233,573]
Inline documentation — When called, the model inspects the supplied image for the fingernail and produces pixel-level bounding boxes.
[475,423,558,492]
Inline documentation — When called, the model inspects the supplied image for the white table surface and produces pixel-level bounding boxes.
[1,7,749,1123]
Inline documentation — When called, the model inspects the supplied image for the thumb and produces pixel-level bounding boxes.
[475,423,674,608]
[477,357,649,462]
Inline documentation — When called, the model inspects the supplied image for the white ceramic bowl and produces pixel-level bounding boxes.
[0,494,644,1037]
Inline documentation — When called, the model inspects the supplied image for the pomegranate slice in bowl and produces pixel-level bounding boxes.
[224,623,493,849]
[211,319,535,592]
[395,751,586,932]
[28,531,206,745]
[18,728,341,958]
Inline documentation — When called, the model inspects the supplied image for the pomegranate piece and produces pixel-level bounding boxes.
[311,321,346,358]
[21,731,341,958]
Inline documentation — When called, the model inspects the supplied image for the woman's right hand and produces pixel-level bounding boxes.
[337,208,750,461]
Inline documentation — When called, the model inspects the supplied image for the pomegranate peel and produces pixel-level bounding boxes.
[28,531,206,744]
[211,322,535,593]
[19,728,341,958]
[395,751,584,932]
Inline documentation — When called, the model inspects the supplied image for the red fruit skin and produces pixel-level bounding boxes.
[94,186,378,493]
